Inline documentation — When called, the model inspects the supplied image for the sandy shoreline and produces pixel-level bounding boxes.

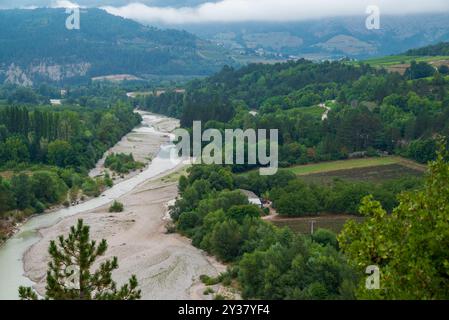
[21,112,227,300]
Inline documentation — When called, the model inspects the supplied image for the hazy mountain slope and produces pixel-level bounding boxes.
[0,0,211,9]
[0,8,235,85]
[176,14,449,60]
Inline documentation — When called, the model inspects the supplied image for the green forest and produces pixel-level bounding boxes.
[142,44,449,299]
[170,147,449,299]
[142,57,449,168]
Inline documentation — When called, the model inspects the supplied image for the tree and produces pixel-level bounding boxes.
[109,201,124,213]
[31,171,67,204]
[11,173,33,210]
[210,220,242,262]
[0,177,14,215]
[19,219,141,300]
[0,136,29,163]
[47,140,72,167]
[405,61,436,80]
[438,65,449,75]
[338,142,449,299]
[227,205,261,223]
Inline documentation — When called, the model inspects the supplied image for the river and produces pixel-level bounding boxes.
[0,113,181,300]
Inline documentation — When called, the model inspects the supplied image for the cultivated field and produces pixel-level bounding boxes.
[298,163,424,184]
[271,215,364,235]
[269,157,426,234]
[286,156,418,175]
[360,55,449,75]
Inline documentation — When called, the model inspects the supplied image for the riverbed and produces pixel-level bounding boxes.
[0,112,225,300]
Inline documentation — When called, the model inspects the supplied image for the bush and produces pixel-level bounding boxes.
[203,288,214,295]
[82,178,101,197]
[105,153,144,174]
[33,201,46,214]
[109,201,124,213]
[104,173,114,188]
[312,229,338,249]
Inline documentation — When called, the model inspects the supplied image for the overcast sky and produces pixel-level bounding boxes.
[1,0,449,24]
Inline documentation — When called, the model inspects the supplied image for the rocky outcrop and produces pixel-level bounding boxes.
[1,62,92,86]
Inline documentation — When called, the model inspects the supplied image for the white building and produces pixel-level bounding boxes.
[50,99,62,106]
[238,189,263,208]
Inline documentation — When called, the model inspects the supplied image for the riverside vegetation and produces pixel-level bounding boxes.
[0,86,141,242]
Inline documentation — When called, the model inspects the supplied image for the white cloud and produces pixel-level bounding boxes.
[51,0,81,8]
[102,0,449,24]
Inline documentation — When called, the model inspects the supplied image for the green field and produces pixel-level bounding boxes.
[361,55,449,67]
[286,157,401,176]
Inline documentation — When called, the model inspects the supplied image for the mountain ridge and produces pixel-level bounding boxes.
[0,8,236,85]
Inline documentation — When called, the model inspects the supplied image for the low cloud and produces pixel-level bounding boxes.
[51,0,81,8]
[102,0,449,24]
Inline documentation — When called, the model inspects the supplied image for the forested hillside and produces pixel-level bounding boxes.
[142,58,449,166]
[0,8,235,85]
[406,42,449,56]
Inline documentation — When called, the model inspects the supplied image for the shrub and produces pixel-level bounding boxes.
[109,201,124,213]
[203,288,214,295]
[105,153,144,174]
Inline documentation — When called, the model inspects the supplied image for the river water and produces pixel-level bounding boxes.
[0,113,180,300]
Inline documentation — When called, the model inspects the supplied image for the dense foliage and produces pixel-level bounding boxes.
[171,165,357,299]
[339,143,449,299]
[0,104,140,170]
[405,42,449,56]
[268,176,422,216]
[105,153,144,174]
[143,59,449,167]
[0,86,141,239]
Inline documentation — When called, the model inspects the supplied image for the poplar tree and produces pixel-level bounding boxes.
[19,219,141,300]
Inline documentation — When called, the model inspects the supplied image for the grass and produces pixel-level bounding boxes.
[285,157,400,176]
[361,55,449,67]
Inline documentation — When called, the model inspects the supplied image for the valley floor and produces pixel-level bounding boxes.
[9,111,227,300]
[24,168,226,299]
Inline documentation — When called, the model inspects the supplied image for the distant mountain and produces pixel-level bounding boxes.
[0,8,235,85]
[174,14,449,61]
[0,0,211,9]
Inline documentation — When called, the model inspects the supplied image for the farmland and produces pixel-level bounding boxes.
[284,156,425,178]
[270,215,365,235]
[362,55,449,67]
[267,157,426,234]
[359,55,449,75]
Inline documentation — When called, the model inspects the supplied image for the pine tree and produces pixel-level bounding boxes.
[19,219,141,300]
